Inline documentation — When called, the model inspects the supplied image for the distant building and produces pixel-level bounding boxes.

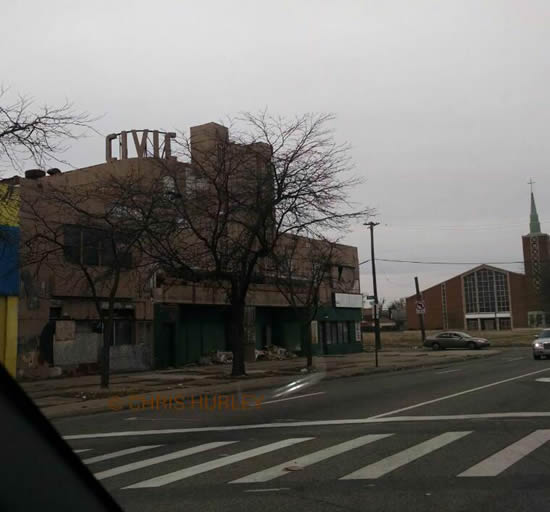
[406,264,528,331]
[407,191,548,331]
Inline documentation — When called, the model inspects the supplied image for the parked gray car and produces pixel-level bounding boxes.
[424,331,490,350]
[532,329,550,359]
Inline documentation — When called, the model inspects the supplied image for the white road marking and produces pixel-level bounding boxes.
[244,488,290,492]
[123,418,200,422]
[262,392,325,405]
[373,412,550,421]
[83,445,162,464]
[536,378,550,383]
[230,434,392,483]
[64,412,550,440]
[73,449,92,453]
[459,430,550,477]
[370,367,550,419]
[435,369,461,374]
[94,442,235,480]
[503,357,525,362]
[341,431,472,479]
[124,438,313,489]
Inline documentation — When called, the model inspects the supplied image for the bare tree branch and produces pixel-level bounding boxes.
[0,86,99,175]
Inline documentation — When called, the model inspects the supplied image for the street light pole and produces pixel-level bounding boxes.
[364,221,381,367]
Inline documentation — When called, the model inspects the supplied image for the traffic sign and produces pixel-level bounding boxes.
[366,295,375,300]
[416,300,426,315]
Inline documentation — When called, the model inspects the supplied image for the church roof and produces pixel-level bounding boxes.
[530,191,542,234]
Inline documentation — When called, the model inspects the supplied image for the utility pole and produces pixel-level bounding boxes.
[414,276,426,342]
[365,222,381,367]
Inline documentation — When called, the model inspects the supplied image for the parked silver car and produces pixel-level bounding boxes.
[424,331,490,350]
[532,329,550,359]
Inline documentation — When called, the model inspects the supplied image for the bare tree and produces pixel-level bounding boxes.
[0,86,95,174]
[135,112,371,376]
[20,171,156,387]
[272,235,336,369]
[388,297,407,330]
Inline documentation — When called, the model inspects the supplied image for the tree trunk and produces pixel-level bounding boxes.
[230,298,246,376]
[301,311,313,369]
[305,326,313,369]
[100,314,114,388]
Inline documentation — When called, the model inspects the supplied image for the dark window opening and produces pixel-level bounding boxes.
[63,225,132,268]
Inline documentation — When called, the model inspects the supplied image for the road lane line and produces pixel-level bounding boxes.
[244,488,290,492]
[94,442,235,480]
[124,438,313,488]
[370,367,550,419]
[341,432,472,480]
[230,434,392,483]
[435,369,461,374]
[73,449,92,453]
[262,392,325,405]
[459,430,550,477]
[83,445,162,464]
[64,412,550,440]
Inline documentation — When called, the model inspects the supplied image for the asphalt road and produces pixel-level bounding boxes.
[54,347,550,512]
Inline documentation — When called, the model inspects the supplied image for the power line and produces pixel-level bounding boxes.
[359,258,524,266]
[380,221,550,231]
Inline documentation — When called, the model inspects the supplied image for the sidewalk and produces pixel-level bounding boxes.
[21,348,501,419]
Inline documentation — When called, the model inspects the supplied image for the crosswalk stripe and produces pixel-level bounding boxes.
[458,430,550,477]
[83,445,162,464]
[230,434,392,483]
[94,441,235,480]
[123,438,314,489]
[73,449,92,454]
[341,431,472,479]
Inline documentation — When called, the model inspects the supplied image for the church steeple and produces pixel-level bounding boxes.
[529,179,541,234]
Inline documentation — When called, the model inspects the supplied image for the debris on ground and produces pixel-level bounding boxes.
[255,345,297,361]
[211,351,233,364]
[284,464,303,471]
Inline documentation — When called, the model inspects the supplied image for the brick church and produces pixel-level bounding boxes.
[407,191,549,331]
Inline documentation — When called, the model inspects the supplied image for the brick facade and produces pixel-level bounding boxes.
[406,265,527,331]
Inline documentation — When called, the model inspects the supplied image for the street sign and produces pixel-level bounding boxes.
[416,300,426,315]
[366,295,375,300]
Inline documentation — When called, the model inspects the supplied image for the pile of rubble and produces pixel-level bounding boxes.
[209,351,233,364]
[255,345,297,361]
[204,345,297,365]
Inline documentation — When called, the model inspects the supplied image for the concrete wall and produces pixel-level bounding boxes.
[110,343,151,372]
[52,331,153,372]
[54,332,99,366]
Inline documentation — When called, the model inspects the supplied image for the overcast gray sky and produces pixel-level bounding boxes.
[4,0,550,301]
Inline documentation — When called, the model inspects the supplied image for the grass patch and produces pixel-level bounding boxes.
[363,328,539,348]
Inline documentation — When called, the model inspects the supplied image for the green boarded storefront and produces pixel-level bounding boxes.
[154,304,227,368]
[312,304,363,355]
[154,296,363,368]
